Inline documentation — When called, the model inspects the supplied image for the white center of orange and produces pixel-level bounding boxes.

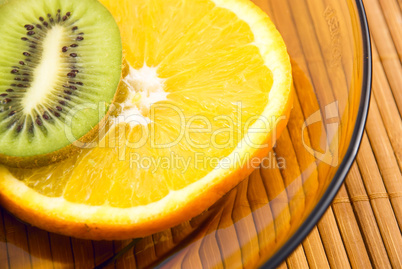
[122,65,168,118]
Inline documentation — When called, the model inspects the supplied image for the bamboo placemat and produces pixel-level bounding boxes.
[0,0,401,268]
[277,0,402,267]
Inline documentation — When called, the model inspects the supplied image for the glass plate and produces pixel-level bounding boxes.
[0,0,371,268]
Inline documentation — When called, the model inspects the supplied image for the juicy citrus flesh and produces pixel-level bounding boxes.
[0,0,292,239]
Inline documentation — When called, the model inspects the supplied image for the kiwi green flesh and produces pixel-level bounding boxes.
[0,0,122,163]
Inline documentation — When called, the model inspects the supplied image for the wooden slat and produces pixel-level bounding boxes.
[93,241,115,268]
[198,214,224,269]
[152,230,175,260]
[275,129,306,222]
[232,179,259,267]
[114,240,137,268]
[370,41,402,169]
[160,246,186,269]
[181,244,204,269]
[0,210,9,269]
[277,262,288,269]
[26,226,53,268]
[3,212,31,269]
[304,0,351,131]
[344,164,392,268]
[356,134,402,267]
[134,236,157,268]
[171,221,194,245]
[216,190,242,268]
[377,0,402,61]
[178,210,224,269]
[276,130,309,268]
[286,245,309,269]
[70,238,95,268]
[260,153,291,245]
[301,228,330,269]
[364,0,402,114]
[365,98,402,229]
[316,209,351,268]
[48,234,74,269]
[331,186,372,268]
[287,91,320,200]
[284,0,338,124]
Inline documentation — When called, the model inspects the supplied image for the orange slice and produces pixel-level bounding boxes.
[0,0,292,239]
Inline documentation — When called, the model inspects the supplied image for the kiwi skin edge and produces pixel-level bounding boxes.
[0,76,123,169]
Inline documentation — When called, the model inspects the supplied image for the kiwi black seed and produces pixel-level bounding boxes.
[0,0,122,168]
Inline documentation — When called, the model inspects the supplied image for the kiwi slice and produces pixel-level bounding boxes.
[0,0,122,168]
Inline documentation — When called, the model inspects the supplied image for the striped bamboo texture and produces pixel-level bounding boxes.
[0,0,401,268]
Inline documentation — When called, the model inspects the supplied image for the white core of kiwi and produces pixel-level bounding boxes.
[22,25,65,114]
